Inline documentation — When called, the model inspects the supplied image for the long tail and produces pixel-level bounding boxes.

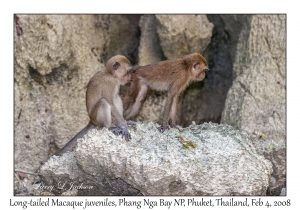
[53,122,96,156]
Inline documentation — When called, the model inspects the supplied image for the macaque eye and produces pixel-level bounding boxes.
[193,62,200,69]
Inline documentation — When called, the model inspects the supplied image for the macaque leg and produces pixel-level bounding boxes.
[91,98,112,128]
[124,83,148,120]
[169,95,182,132]
[158,89,178,133]
[169,95,178,128]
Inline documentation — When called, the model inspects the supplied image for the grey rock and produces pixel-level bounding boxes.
[220,15,252,65]
[138,14,165,65]
[155,15,214,59]
[94,15,141,64]
[220,15,286,195]
[61,189,78,196]
[40,122,272,196]
[39,152,140,196]
[253,144,286,195]
[280,188,286,196]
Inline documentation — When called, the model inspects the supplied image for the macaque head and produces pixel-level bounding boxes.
[184,53,209,81]
[106,55,132,85]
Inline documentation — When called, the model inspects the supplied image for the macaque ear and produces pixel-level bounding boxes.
[113,62,120,70]
[193,62,200,70]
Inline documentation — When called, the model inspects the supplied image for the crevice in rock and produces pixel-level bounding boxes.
[28,65,43,85]
[28,63,78,86]
[237,81,260,109]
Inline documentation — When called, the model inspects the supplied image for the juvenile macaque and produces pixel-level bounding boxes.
[54,55,135,156]
[123,53,209,132]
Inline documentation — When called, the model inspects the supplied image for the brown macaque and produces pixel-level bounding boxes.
[123,53,209,133]
[54,55,136,156]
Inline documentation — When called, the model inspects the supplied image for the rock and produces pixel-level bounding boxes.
[40,122,272,196]
[220,15,252,63]
[280,188,286,196]
[14,171,42,196]
[250,133,286,195]
[61,189,78,196]
[220,15,286,195]
[94,14,141,64]
[138,14,165,65]
[14,14,140,173]
[40,151,141,196]
[155,15,214,59]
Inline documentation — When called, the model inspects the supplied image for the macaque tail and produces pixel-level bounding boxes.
[53,122,96,156]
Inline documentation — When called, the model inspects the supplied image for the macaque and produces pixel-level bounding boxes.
[123,53,209,132]
[54,55,136,156]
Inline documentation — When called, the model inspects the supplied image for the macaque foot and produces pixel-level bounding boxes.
[127,120,137,130]
[109,126,131,141]
[157,125,170,133]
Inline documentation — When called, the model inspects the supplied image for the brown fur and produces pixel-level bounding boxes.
[123,53,209,132]
[54,55,133,156]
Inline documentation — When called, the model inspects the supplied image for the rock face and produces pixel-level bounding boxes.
[220,15,286,195]
[138,15,165,66]
[14,14,140,172]
[40,122,272,196]
[155,15,214,59]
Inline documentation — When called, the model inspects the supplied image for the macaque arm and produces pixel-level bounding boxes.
[124,83,148,120]
[110,105,127,128]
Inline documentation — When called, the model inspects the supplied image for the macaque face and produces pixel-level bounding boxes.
[191,55,209,81]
